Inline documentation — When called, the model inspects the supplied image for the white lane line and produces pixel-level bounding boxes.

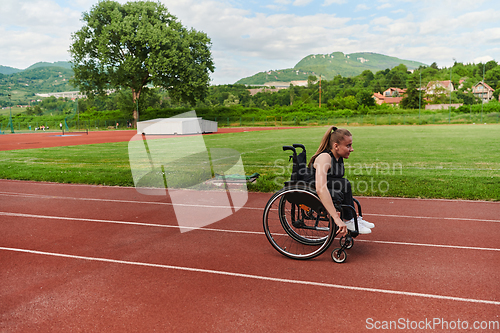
[1,246,499,306]
[365,213,500,223]
[2,192,500,223]
[356,239,500,252]
[0,191,261,210]
[1,211,499,252]
[0,211,260,235]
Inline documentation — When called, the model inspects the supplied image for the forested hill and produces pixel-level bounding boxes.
[0,61,73,75]
[236,52,427,85]
[0,63,75,107]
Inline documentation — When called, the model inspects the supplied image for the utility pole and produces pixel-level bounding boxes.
[419,69,421,123]
[8,94,14,133]
[449,58,455,123]
[319,75,322,108]
[482,62,485,122]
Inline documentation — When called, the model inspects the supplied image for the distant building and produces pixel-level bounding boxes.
[35,89,114,100]
[35,91,85,100]
[472,82,495,103]
[426,80,454,95]
[383,87,406,97]
[373,87,406,106]
[247,80,308,96]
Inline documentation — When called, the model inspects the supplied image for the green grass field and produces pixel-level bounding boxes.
[0,124,499,200]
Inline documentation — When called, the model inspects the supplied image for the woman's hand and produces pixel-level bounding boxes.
[335,219,347,237]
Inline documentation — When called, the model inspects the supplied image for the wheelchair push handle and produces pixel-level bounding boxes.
[282,145,296,154]
[292,143,305,151]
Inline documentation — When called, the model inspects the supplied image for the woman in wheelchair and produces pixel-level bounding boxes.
[305,126,374,235]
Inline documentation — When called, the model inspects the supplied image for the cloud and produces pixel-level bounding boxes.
[293,0,314,6]
[1,0,499,84]
[355,4,370,11]
[322,0,347,6]
[474,55,494,64]
[0,0,84,68]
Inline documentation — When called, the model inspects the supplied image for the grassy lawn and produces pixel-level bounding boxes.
[0,124,499,200]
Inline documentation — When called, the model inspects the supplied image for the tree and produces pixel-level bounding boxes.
[356,90,375,107]
[69,0,214,125]
[307,75,318,87]
[400,76,421,109]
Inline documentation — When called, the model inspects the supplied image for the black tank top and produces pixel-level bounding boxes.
[306,150,344,183]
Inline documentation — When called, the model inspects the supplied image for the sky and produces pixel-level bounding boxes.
[1,0,500,85]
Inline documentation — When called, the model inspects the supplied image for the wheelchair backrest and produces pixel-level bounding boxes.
[283,144,311,182]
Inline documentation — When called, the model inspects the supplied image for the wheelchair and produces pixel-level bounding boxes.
[262,144,363,263]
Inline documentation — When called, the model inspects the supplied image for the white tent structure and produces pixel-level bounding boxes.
[137,117,218,135]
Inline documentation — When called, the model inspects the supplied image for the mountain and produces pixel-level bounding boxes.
[25,61,73,71]
[0,65,23,75]
[0,64,75,106]
[0,61,73,75]
[236,52,427,85]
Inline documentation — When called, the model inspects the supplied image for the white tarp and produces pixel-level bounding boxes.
[137,117,217,135]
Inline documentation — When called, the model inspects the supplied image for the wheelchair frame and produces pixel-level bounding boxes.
[262,143,363,263]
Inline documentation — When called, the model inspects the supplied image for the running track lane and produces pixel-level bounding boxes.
[0,180,499,332]
[0,127,305,151]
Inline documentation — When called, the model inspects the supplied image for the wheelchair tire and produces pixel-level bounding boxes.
[331,248,347,263]
[339,235,354,249]
[263,187,335,260]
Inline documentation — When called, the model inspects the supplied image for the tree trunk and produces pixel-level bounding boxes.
[132,88,141,128]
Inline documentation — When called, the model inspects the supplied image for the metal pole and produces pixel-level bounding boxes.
[449,60,454,123]
[482,63,485,122]
[419,70,421,123]
[8,94,14,133]
[319,75,322,108]
[75,98,79,130]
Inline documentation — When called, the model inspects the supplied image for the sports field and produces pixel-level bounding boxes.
[0,124,499,200]
[0,125,499,332]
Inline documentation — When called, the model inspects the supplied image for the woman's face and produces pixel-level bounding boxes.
[333,135,353,159]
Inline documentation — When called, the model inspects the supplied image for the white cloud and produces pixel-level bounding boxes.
[322,0,347,6]
[293,0,314,6]
[0,0,84,69]
[355,4,370,11]
[1,0,500,84]
[473,55,494,64]
[265,4,286,11]
[378,3,392,9]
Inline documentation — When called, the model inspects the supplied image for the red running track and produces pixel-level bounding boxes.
[1,179,499,332]
[0,127,305,151]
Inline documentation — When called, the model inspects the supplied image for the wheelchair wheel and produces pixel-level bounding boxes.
[331,248,347,263]
[278,195,329,245]
[263,187,335,260]
[339,235,354,249]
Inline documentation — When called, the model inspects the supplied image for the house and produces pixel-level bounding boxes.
[426,80,454,95]
[372,92,403,106]
[383,87,406,97]
[373,92,385,105]
[472,82,495,103]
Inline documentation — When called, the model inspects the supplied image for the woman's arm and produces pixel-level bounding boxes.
[314,153,348,237]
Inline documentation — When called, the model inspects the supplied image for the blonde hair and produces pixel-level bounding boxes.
[308,126,352,167]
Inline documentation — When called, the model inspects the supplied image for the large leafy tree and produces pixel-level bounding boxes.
[400,76,421,109]
[69,0,214,125]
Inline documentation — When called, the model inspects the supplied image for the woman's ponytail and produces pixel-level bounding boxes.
[308,126,351,167]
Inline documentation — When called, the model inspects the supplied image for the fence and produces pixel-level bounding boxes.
[0,118,132,133]
[205,112,500,127]
[1,112,499,133]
